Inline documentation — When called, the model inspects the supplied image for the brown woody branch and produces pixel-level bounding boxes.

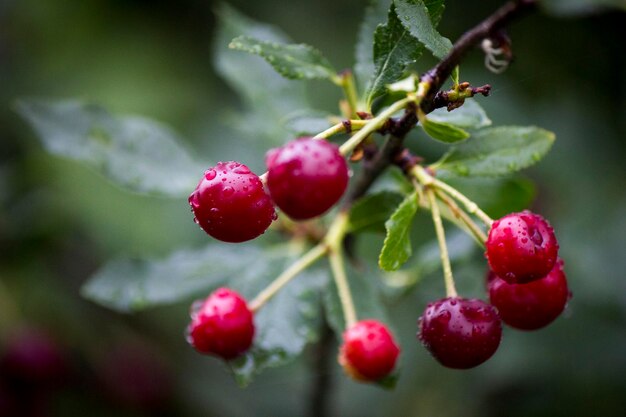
[344,0,537,209]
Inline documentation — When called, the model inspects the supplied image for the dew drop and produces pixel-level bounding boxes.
[233,165,251,175]
[204,169,217,181]
[222,186,235,197]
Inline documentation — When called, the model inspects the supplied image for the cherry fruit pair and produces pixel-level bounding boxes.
[418,211,569,369]
[188,138,348,242]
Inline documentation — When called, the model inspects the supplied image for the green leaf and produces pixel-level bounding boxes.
[395,0,452,59]
[229,36,337,81]
[380,230,476,297]
[81,244,273,312]
[15,99,203,197]
[379,191,419,271]
[354,0,392,95]
[85,241,328,387]
[229,261,327,387]
[420,116,470,143]
[428,99,491,129]
[348,191,405,233]
[365,3,424,107]
[436,126,556,178]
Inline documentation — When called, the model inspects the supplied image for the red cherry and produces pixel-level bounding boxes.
[187,288,255,360]
[419,297,502,369]
[339,319,400,382]
[266,137,349,220]
[486,211,559,284]
[189,161,276,243]
[487,259,570,330]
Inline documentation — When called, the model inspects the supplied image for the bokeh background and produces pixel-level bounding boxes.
[1,0,625,416]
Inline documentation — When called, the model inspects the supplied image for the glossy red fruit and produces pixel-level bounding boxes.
[487,259,570,330]
[187,288,255,360]
[266,137,349,220]
[419,297,502,369]
[339,319,400,382]
[486,211,559,284]
[189,161,276,243]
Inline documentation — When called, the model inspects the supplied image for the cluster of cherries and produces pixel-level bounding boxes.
[186,137,570,383]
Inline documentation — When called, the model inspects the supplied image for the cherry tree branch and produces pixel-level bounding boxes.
[421,0,537,112]
[344,0,537,209]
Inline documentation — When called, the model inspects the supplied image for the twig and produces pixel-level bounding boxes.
[421,0,537,113]
[344,0,537,208]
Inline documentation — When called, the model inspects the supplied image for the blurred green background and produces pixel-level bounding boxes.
[1,0,625,416]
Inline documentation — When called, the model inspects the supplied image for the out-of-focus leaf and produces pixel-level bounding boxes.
[436,126,555,178]
[81,244,269,312]
[395,0,452,59]
[229,36,337,81]
[15,99,203,197]
[420,116,470,143]
[85,240,329,387]
[229,257,327,387]
[428,99,491,129]
[348,191,405,233]
[281,109,333,136]
[379,191,419,271]
[214,4,309,130]
[354,0,392,95]
[365,3,424,107]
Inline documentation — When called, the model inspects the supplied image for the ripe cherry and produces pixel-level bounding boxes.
[266,137,349,220]
[487,259,570,330]
[187,288,255,360]
[339,320,400,382]
[189,161,276,243]
[418,297,502,369]
[486,211,559,284]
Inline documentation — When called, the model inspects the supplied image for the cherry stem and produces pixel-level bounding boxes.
[435,189,488,246]
[427,187,458,298]
[413,165,493,227]
[338,70,359,118]
[339,96,415,157]
[313,120,368,140]
[249,243,328,313]
[324,212,357,329]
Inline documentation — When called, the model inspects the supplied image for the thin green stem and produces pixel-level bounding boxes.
[339,96,415,156]
[328,249,357,328]
[324,212,357,329]
[249,243,328,312]
[435,189,488,246]
[427,187,458,298]
[313,120,368,140]
[339,71,360,118]
[413,165,493,227]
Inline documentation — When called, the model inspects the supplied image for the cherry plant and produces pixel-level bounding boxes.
[17,0,579,389]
